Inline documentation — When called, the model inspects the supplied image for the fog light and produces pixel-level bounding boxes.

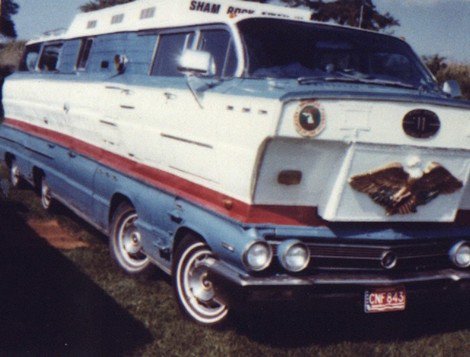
[449,241,470,268]
[243,241,273,272]
[278,240,310,272]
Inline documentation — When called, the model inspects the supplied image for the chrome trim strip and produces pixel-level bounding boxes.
[281,90,470,109]
[161,133,214,149]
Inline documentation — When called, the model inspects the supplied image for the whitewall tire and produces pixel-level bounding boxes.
[109,202,152,275]
[173,236,229,326]
[40,177,54,211]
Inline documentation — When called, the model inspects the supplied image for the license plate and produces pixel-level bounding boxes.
[364,286,406,313]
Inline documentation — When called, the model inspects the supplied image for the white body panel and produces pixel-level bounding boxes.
[4,0,469,224]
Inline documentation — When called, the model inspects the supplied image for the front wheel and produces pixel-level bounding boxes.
[173,236,229,326]
[109,202,152,275]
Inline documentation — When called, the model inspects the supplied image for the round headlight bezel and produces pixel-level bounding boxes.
[449,241,470,269]
[278,240,310,273]
[242,241,273,272]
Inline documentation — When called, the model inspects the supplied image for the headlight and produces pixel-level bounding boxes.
[243,241,273,272]
[278,240,310,272]
[450,241,470,268]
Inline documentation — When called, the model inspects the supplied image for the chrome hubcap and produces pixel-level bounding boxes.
[181,246,227,319]
[11,164,20,187]
[118,213,148,267]
[123,230,142,255]
[188,266,215,303]
[41,180,52,208]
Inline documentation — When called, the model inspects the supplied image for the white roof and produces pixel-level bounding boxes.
[29,0,313,44]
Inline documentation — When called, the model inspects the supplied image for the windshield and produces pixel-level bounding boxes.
[238,19,434,88]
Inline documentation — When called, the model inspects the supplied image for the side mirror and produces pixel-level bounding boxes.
[442,80,462,98]
[178,49,216,76]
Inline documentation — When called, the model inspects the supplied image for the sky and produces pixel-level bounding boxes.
[10,0,470,63]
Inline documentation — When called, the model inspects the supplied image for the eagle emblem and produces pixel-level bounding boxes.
[349,162,463,215]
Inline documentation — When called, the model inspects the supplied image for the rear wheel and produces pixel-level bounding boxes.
[9,160,23,188]
[173,235,229,326]
[40,177,54,211]
[109,202,152,274]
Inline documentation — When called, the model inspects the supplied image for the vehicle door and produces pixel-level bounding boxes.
[153,27,238,186]
[53,37,105,215]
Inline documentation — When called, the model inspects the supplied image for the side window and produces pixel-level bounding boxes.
[38,43,63,72]
[199,30,237,77]
[76,38,93,70]
[19,44,41,72]
[150,32,194,77]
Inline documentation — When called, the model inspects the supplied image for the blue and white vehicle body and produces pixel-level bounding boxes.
[1,0,469,325]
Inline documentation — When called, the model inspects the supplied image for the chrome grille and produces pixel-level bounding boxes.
[268,239,454,272]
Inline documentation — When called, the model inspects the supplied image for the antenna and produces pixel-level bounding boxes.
[358,0,367,28]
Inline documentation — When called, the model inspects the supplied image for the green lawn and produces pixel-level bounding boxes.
[0,176,469,356]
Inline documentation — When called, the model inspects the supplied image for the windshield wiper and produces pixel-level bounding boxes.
[298,75,416,89]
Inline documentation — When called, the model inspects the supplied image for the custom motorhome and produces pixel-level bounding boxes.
[1,0,469,325]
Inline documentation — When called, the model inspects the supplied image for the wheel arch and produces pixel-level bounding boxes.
[4,152,15,167]
[172,226,207,258]
[32,166,45,190]
[109,192,134,224]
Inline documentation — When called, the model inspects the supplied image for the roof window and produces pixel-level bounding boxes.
[111,14,124,24]
[87,20,97,29]
[140,7,156,19]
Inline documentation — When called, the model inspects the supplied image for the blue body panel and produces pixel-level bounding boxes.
[1,125,469,275]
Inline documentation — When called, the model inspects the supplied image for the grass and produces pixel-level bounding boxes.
[0,169,469,355]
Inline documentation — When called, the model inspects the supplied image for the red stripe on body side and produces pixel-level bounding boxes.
[3,118,325,226]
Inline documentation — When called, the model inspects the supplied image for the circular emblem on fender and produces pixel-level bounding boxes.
[380,250,398,270]
[294,101,326,137]
[402,109,440,139]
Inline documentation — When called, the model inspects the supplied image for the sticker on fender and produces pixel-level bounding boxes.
[364,286,406,313]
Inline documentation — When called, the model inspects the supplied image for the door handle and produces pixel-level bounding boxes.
[63,103,70,113]
[105,85,132,95]
[68,152,77,158]
[164,92,177,100]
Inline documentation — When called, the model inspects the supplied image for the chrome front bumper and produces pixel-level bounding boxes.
[207,260,470,308]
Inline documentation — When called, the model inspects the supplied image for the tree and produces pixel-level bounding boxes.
[0,0,20,38]
[422,54,447,76]
[247,0,399,32]
[307,0,398,31]
[80,0,134,13]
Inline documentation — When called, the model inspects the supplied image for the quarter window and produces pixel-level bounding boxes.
[151,32,194,77]
[38,43,63,72]
[76,38,93,70]
[19,44,41,71]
